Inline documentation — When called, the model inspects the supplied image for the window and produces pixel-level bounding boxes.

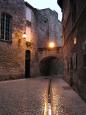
[67,60,69,72]
[83,54,86,67]
[83,44,86,68]
[73,53,77,70]
[70,0,76,24]
[70,57,73,70]
[1,13,12,41]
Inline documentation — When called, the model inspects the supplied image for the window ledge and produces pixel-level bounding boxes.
[0,39,12,44]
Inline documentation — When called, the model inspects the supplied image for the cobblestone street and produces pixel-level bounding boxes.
[0,78,86,115]
[51,79,86,115]
[0,78,49,115]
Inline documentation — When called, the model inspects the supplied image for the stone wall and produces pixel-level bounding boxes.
[28,8,40,77]
[0,0,26,80]
[58,0,86,100]
[0,1,41,79]
[39,8,62,47]
[34,9,49,48]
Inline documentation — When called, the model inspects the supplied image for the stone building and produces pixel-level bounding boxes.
[0,0,63,80]
[58,0,86,100]
[0,1,39,79]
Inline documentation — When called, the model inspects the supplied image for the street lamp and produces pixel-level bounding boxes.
[48,41,55,49]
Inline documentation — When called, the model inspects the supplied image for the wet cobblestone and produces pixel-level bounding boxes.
[51,79,86,115]
[0,78,86,115]
[0,78,48,115]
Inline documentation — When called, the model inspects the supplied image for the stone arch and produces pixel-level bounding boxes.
[39,56,64,76]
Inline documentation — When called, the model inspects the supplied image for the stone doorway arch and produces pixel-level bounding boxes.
[39,56,63,76]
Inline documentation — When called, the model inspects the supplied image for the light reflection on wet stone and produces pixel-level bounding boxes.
[0,79,48,115]
[51,79,86,115]
[0,78,86,115]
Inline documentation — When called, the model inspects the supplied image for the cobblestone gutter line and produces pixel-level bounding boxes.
[48,79,52,115]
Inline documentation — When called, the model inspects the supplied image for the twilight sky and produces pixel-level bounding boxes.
[24,0,62,21]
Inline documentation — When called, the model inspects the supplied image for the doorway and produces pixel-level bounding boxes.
[25,50,31,78]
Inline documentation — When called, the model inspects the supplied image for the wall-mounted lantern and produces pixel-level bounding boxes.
[74,37,77,45]
[22,32,32,47]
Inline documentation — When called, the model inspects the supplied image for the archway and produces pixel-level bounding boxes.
[39,56,61,76]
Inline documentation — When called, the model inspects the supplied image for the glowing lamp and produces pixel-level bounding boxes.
[22,32,32,47]
[48,42,55,48]
[74,37,77,45]
[22,32,27,39]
